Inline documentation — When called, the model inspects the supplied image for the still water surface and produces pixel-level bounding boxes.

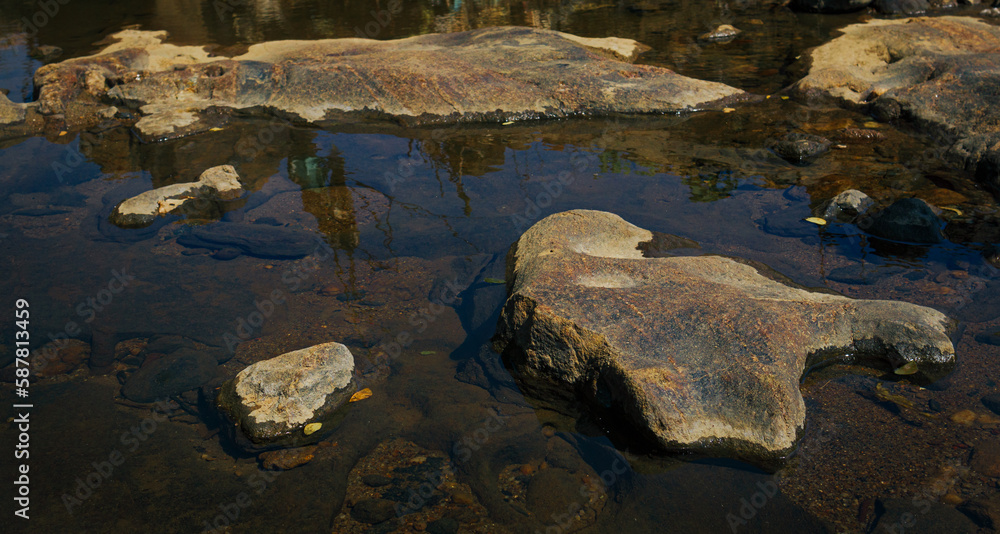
[1,1,999,533]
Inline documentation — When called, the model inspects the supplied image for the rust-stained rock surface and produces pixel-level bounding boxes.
[493,210,956,462]
[2,27,743,141]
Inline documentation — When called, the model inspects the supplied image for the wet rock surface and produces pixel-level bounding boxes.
[769,132,832,164]
[109,165,244,228]
[819,189,874,223]
[862,198,944,244]
[12,27,744,141]
[493,210,956,462]
[331,438,508,533]
[794,17,1000,195]
[216,342,356,448]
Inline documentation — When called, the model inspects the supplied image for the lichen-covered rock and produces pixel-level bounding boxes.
[22,27,743,141]
[493,210,956,463]
[216,342,356,449]
[109,165,244,228]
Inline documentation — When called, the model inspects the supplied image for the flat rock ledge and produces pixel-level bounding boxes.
[110,165,244,228]
[2,27,743,141]
[793,16,1000,194]
[216,342,356,450]
[492,210,956,463]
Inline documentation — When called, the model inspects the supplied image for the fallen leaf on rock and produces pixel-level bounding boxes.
[303,422,322,435]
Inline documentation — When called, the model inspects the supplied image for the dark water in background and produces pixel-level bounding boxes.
[1,1,1000,533]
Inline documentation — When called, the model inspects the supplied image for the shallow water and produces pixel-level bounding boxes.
[2,1,1000,533]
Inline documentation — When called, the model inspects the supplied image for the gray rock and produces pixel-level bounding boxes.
[862,198,943,244]
[176,221,318,259]
[493,210,956,462]
[0,92,26,126]
[110,165,244,228]
[793,17,1000,195]
[122,349,218,403]
[769,133,831,164]
[821,189,875,222]
[792,0,873,12]
[216,342,356,447]
[698,25,742,43]
[26,27,741,141]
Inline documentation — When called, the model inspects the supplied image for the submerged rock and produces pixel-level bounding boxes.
[110,165,244,228]
[861,198,943,244]
[493,210,956,462]
[16,27,743,141]
[216,342,356,448]
[820,189,875,223]
[769,132,831,164]
[698,25,742,43]
[793,17,1000,195]
[176,221,317,259]
[122,349,218,403]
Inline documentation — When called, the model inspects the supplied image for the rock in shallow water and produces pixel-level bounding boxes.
[492,210,956,462]
[16,27,743,141]
[216,342,356,448]
[861,198,943,244]
[793,16,1000,195]
[109,165,244,228]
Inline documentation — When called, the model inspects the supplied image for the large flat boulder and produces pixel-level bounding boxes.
[492,210,956,462]
[792,16,1000,194]
[17,27,742,141]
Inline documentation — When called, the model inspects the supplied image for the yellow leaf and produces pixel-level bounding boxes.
[209,127,223,132]
[502,121,514,125]
[303,422,322,435]
[941,207,962,215]
[349,388,372,402]
[780,96,789,100]
[723,108,735,113]
[804,217,827,226]
[58,131,67,136]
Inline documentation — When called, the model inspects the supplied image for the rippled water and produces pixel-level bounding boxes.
[2,1,1000,533]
